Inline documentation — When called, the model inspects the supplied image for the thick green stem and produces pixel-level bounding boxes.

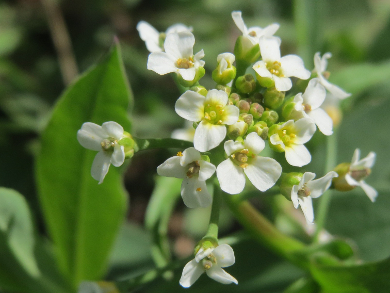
[203,181,221,241]
[134,138,193,152]
[224,193,308,269]
[313,128,338,242]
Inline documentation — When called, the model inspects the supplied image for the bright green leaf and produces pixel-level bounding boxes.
[36,40,132,287]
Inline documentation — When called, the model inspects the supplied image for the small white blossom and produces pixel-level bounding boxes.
[293,78,333,135]
[175,89,239,152]
[171,121,195,142]
[180,244,238,288]
[345,149,377,202]
[269,118,316,167]
[147,31,204,81]
[77,122,125,184]
[217,132,282,194]
[137,21,192,53]
[157,147,215,208]
[291,171,338,223]
[231,11,280,45]
[314,52,351,99]
[253,37,311,91]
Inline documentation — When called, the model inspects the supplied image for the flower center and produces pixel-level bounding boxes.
[248,30,257,37]
[303,103,312,113]
[349,168,371,181]
[101,138,117,153]
[204,101,226,125]
[186,161,200,178]
[202,253,217,270]
[266,61,284,77]
[297,185,311,197]
[279,128,296,147]
[176,57,194,69]
[231,149,255,169]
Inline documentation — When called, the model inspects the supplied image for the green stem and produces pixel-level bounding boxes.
[313,128,338,242]
[223,193,308,269]
[203,181,222,241]
[134,138,193,152]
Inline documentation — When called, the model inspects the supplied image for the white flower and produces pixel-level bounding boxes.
[175,89,239,152]
[171,121,195,142]
[253,37,311,91]
[77,122,125,184]
[137,21,192,53]
[217,132,282,194]
[314,52,351,99]
[291,171,338,223]
[147,31,204,81]
[345,149,377,202]
[180,244,238,288]
[157,147,216,208]
[231,11,280,45]
[293,78,333,135]
[269,118,316,167]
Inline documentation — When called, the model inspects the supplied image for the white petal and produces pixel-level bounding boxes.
[147,52,177,75]
[181,178,212,208]
[206,267,238,285]
[77,122,106,151]
[298,196,314,223]
[280,55,311,79]
[111,145,125,167]
[261,23,280,38]
[351,148,360,165]
[222,105,240,125]
[314,52,323,74]
[308,108,333,136]
[244,157,282,191]
[345,173,360,186]
[175,91,205,122]
[216,159,246,194]
[178,67,196,81]
[157,156,186,178]
[224,140,244,157]
[253,61,273,78]
[198,160,216,181]
[291,185,300,208]
[179,259,204,288]
[360,181,378,202]
[217,52,235,64]
[166,23,192,34]
[194,121,226,152]
[293,118,316,144]
[307,171,338,198]
[165,31,194,59]
[319,75,351,99]
[102,121,124,140]
[136,21,161,53]
[302,172,316,185]
[195,247,214,263]
[213,244,235,267]
[259,37,281,61]
[206,89,229,106]
[231,11,247,34]
[181,147,201,166]
[353,151,376,169]
[273,75,292,92]
[285,144,311,167]
[91,151,111,184]
[270,133,285,150]
[244,132,265,154]
[302,78,326,109]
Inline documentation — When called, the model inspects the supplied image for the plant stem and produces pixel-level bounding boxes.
[134,138,193,152]
[203,181,221,240]
[313,128,338,242]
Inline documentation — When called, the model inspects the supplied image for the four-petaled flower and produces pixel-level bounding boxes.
[346,149,377,202]
[292,78,333,135]
[269,118,316,167]
[157,147,216,208]
[175,89,239,152]
[137,21,192,53]
[77,122,125,184]
[217,132,282,194]
[180,244,238,288]
[314,52,351,99]
[253,37,311,91]
[147,31,205,81]
[291,171,339,223]
[231,11,280,45]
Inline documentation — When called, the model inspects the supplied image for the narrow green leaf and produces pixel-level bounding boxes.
[36,40,132,287]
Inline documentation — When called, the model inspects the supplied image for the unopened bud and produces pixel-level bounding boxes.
[280,172,303,200]
[229,93,241,105]
[240,113,253,125]
[234,36,261,65]
[176,67,205,87]
[212,53,236,85]
[237,99,250,113]
[248,121,268,140]
[260,110,279,127]
[216,84,231,96]
[264,87,285,109]
[250,92,263,104]
[249,103,264,119]
[256,75,275,88]
[189,85,208,96]
[227,120,248,140]
[282,96,300,121]
[235,74,256,94]
[119,131,138,159]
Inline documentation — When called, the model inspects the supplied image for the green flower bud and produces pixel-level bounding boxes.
[260,110,279,127]
[216,84,231,96]
[201,155,211,162]
[227,120,248,140]
[235,74,256,94]
[332,163,355,192]
[240,113,253,126]
[237,99,251,113]
[264,87,285,109]
[249,103,264,119]
[256,74,275,88]
[280,172,303,200]
[118,131,138,159]
[229,93,241,105]
[212,53,236,85]
[190,85,208,96]
[234,36,261,65]
[250,92,263,104]
[176,67,205,87]
[248,121,268,140]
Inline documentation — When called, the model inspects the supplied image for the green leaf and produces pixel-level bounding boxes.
[36,40,132,287]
